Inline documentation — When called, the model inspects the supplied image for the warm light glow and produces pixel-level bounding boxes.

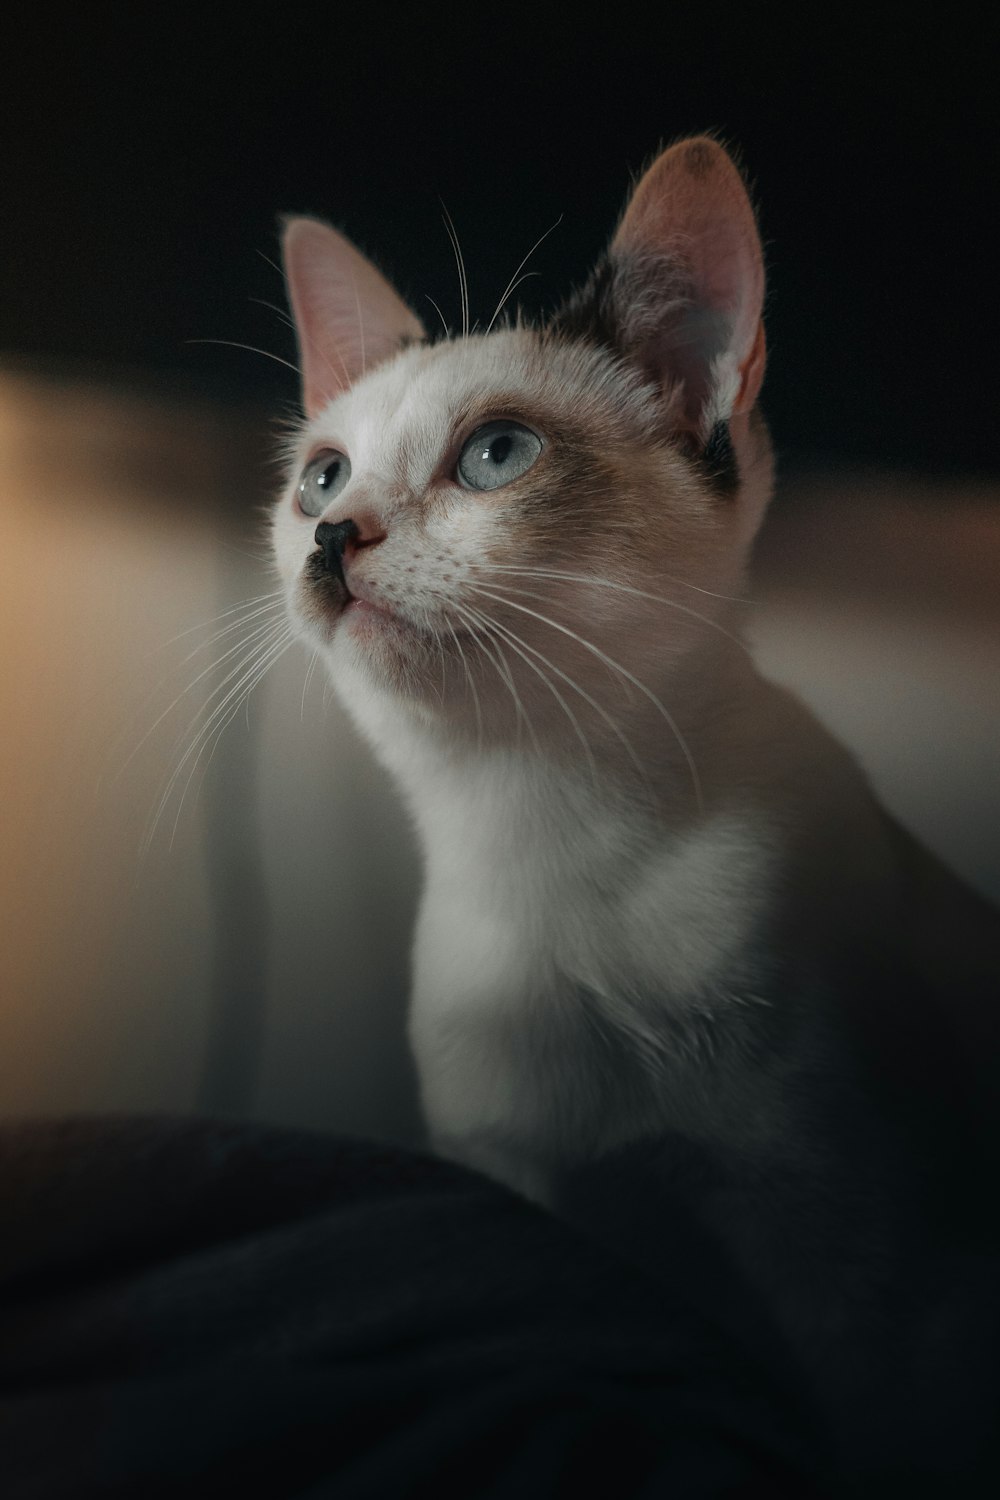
[1,370,997,1131]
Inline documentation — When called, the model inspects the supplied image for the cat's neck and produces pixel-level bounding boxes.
[349,633,876,882]
[359,631,733,799]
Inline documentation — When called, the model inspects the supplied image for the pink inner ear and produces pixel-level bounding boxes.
[282,218,426,418]
[612,138,766,432]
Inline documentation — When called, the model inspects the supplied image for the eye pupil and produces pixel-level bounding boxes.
[487,434,512,465]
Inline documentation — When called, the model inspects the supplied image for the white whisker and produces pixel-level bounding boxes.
[431,624,448,706]
[473,569,749,658]
[444,618,483,745]
[350,270,367,379]
[301,648,320,721]
[169,595,287,658]
[269,227,353,394]
[461,607,599,786]
[486,271,540,327]
[165,628,294,851]
[424,294,451,340]
[186,338,300,374]
[440,201,470,340]
[470,601,650,785]
[256,248,285,279]
[249,297,296,333]
[470,584,703,809]
[486,214,563,335]
[449,599,540,753]
[143,624,293,856]
[475,560,751,607]
[152,621,290,810]
[476,564,749,654]
[118,607,287,782]
[215,540,275,563]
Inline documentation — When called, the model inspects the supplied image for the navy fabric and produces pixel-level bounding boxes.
[0,1117,825,1498]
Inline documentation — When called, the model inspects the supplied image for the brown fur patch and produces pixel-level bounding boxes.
[682,140,715,179]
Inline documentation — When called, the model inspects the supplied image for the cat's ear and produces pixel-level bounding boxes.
[559,137,765,443]
[613,137,765,439]
[282,217,426,418]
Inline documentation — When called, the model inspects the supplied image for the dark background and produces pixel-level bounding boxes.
[2,6,997,478]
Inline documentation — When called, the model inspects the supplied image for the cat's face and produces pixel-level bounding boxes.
[273,137,770,751]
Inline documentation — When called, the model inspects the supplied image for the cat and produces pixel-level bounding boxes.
[271,137,1000,1490]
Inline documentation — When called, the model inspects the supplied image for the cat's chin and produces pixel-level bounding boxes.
[297,573,415,650]
[342,596,410,637]
[308,595,444,704]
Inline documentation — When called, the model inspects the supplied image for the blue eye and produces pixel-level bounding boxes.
[298,450,351,517]
[456,421,542,492]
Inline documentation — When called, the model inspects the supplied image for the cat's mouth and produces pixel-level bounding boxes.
[302,551,422,643]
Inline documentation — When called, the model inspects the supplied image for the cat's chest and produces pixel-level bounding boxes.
[409,768,775,1028]
[406,775,778,1170]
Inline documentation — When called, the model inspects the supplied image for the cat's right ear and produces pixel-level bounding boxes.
[281,218,426,418]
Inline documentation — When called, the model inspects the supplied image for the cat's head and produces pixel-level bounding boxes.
[272,136,771,760]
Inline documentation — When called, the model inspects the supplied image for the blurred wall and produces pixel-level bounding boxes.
[0,373,415,1143]
[1,373,997,1143]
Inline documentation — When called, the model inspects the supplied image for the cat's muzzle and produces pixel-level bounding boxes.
[305,546,352,612]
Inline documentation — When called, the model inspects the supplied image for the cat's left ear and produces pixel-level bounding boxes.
[616,137,765,440]
[560,137,766,444]
[282,217,426,418]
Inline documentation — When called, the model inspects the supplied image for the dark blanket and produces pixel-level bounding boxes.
[0,1117,826,1498]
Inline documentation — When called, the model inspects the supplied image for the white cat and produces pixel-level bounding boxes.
[271,137,1000,1485]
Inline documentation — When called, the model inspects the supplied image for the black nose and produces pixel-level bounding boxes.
[314,520,360,583]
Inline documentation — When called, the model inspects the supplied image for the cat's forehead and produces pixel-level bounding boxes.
[306,327,656,470]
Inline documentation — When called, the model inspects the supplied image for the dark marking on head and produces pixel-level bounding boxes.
[683,141,715,179]
[548,252,692,369]
[699,421,739,496]
[546,254,622,354]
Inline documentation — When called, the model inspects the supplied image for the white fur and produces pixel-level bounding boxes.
[273,330,796,1205]
[406,751,775,1181]
[271,273,887,1212]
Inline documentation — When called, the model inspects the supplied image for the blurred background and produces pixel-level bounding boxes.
[1,6,997,1144]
